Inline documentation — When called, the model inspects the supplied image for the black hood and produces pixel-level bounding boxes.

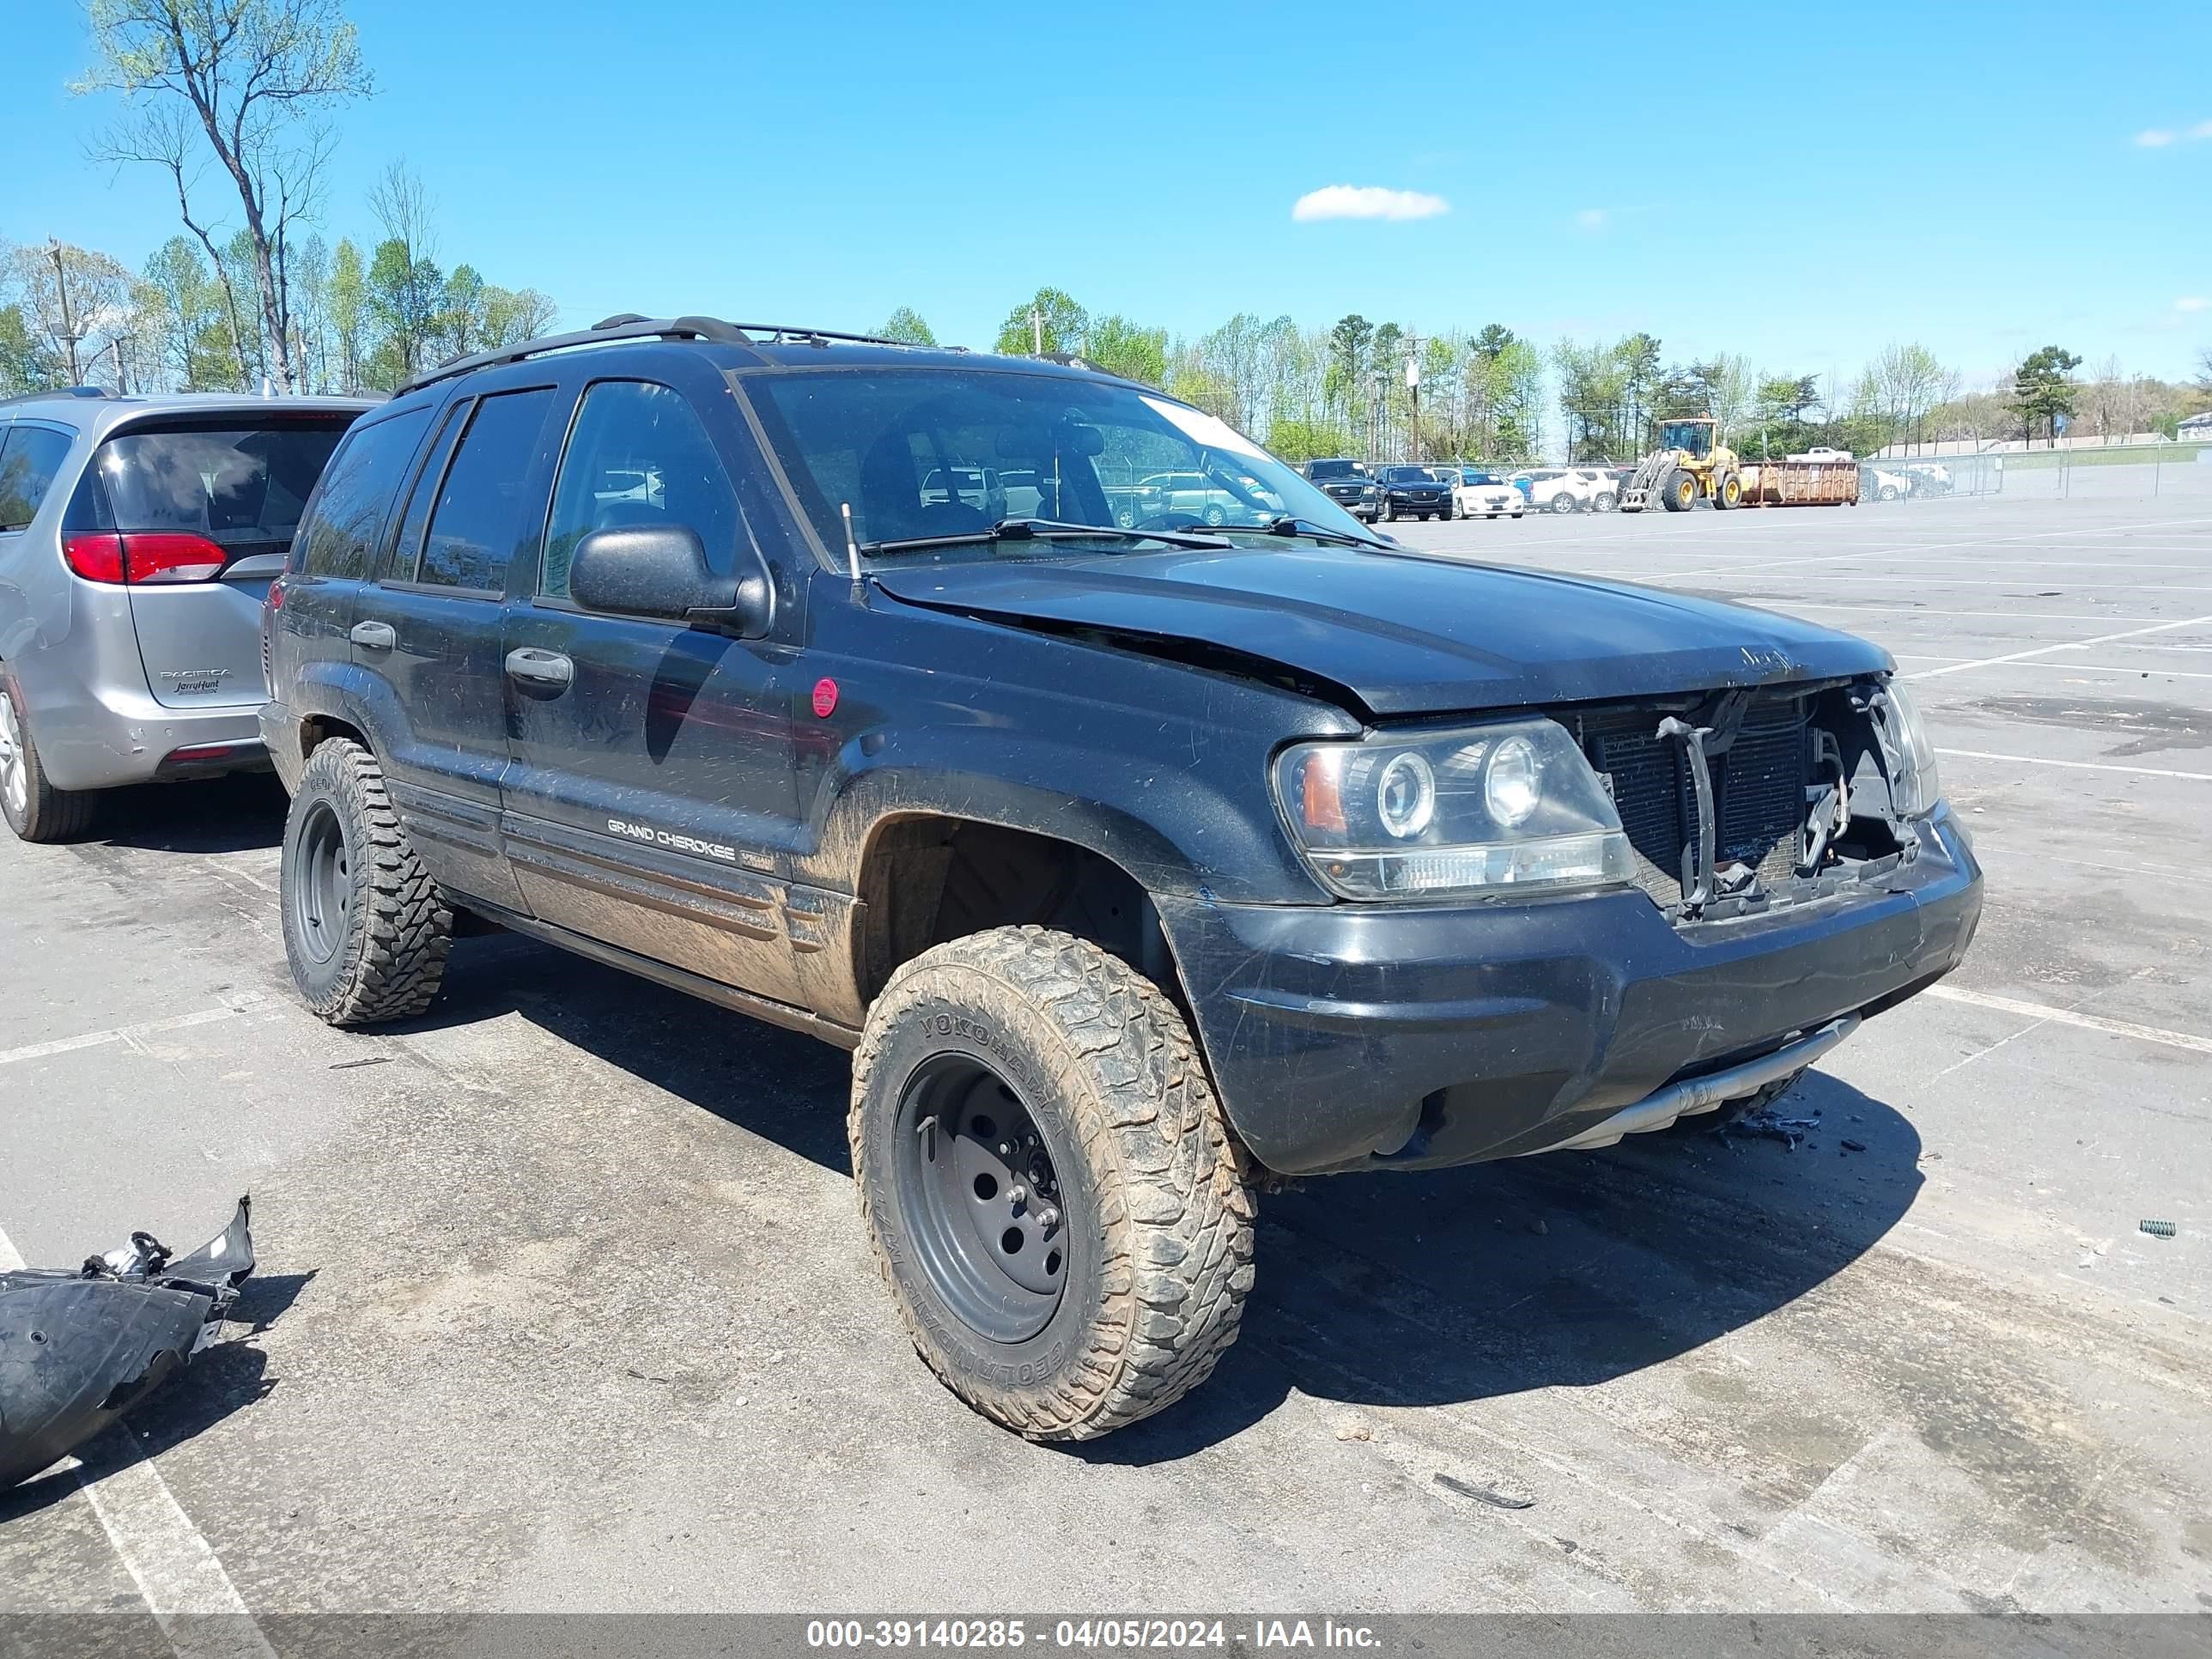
[872,545,1890,716]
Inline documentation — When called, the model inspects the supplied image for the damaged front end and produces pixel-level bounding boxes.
[1565,673,1947,926]
[1,1196,254,1488]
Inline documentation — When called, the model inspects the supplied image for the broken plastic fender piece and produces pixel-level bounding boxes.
[0,1196,254,1488]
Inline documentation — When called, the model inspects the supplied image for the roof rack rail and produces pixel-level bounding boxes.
[0,385,115,411]
[726,323,913,349]
[393,315,761,398]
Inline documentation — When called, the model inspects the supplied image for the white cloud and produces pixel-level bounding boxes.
[1291,185,1449,223]
[2178,296,2209,313]
[2195,119,2212,139]
[1575,208,1607,230]
[2137,128,2178,147]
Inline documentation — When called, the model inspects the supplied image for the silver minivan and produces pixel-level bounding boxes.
[0,389,372,840]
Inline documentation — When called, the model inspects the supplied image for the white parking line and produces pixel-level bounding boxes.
[1936,747,2212,781]
[0,1225,274,1659]
[1924,986,2212,1056]
[1763,576,2212,592]
[1907,613,2212,679]
[1747,601,2192,623]
[1893,656,2212,680]
[0,1003,256,1068]
[1658,514,2212,581]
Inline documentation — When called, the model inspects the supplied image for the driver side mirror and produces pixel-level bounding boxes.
[568,524,773,639]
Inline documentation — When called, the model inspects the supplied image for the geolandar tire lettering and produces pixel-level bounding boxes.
[848,926,1257,1440]
[280,738,453,1026]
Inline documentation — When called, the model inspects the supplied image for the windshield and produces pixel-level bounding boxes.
[1659,421,1714,459]
[745,367,1366,566]
[1304,459,1364,480]
[1380,466,1436,483]
[1462,471,1502,485]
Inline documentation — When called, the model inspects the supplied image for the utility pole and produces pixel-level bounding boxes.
[47,240,82,384]
[1030,305,1044,356]
[1405,332,1424,464]
[110,334,131,396]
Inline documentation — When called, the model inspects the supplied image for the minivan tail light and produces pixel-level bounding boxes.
[63,532,128,584]
[124,532,228,584]
[63,531,227,586]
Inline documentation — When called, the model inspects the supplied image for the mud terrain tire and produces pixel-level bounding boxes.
[281,738,452,1026]
[849,927,1256,1440]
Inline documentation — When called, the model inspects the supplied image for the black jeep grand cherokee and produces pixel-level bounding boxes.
[261,315,1981,1441]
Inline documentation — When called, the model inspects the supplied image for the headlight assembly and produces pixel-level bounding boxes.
[1274,718,1634,901]
[1874,678,1943,817]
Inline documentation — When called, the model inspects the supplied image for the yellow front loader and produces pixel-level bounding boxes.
[1618,416,1745,513]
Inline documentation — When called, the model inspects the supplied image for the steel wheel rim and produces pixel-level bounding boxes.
[0,696,25,818]
[291,800,352,966]
[893,1052,1068,1343]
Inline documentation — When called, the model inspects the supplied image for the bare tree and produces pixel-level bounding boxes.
[77,0,372,392]
[367,158,436,264]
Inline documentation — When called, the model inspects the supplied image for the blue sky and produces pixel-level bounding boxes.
[7,0,2210,388]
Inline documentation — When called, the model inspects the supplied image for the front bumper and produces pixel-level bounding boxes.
[1157,808,1982,1175]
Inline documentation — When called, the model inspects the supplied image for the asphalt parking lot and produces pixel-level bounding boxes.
[3,491,2209,1626]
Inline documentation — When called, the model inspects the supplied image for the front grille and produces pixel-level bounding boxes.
[1574,691,1815,909]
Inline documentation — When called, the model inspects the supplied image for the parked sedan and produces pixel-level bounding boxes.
[1451,468,1525,519]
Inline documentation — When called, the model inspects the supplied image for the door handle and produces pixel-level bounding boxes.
[504,647,574,690]
[349,620,396,651]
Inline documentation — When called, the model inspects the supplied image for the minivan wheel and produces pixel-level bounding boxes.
[849,927,1256,1440]
[0,680,94,843]
[280,738,452,1026]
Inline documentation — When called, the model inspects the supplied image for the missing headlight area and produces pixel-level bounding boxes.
[1565,678,1917,923]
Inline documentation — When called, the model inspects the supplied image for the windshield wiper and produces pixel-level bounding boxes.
[1179,515,1394,550]
[860,518,1233,557]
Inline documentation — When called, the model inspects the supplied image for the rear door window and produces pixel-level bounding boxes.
[417,388,557,593]
[380,401,468,581]
[293,408,432,578]
[0,425,76,532]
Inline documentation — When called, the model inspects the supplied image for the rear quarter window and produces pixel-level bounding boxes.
[0,425,77,532]
[292,407,432,578]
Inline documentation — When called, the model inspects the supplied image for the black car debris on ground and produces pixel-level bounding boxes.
[258,315,1983,1442]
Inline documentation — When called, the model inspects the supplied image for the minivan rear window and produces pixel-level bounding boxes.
[97,419,354,544]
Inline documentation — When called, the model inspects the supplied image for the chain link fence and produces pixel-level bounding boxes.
[1863,444,2211,501]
